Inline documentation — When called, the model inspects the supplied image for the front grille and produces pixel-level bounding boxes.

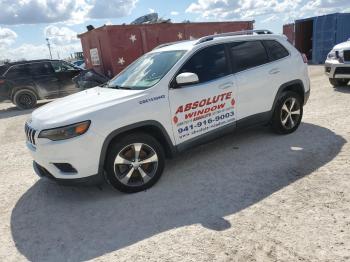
[25,123,36,145]
[344,50,350,62]
[335,67,350,75]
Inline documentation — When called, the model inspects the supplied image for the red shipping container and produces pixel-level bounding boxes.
[78,21,254,77]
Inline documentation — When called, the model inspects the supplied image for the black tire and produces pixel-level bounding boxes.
[13,89,37,109]
[105,133,165,193]
[329,78,349,87]
[271,91,303,135]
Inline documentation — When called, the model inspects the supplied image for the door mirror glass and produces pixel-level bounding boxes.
[176,72,199,86]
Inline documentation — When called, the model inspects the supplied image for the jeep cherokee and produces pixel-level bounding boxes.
[25,30,311,193]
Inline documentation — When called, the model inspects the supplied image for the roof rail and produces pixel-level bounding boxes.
[195,29,273,45]
[153,40,191,50]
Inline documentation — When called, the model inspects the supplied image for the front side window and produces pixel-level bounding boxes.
[108,50,186,90]
[230,41,269,73]
[179,44,229,84]
[51,61,77,72]
[263,40,289,61]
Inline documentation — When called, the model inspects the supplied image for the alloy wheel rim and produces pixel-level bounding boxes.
[113,143,158,186]
[19,94,33,107]
[280,97,301,129]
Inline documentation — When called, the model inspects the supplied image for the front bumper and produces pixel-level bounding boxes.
[26,126,105,181]
[33,161,104,186]
[325,61,350,79]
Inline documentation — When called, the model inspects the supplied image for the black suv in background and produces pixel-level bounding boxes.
[0,60,83,109]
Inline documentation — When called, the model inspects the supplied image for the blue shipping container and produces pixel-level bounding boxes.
[295,13,350,64]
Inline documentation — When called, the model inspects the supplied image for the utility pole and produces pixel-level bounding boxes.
[46,38,53,59]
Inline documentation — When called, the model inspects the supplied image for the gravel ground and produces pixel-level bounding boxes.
[0,65,349,262]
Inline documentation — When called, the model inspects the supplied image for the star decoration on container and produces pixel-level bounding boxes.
[118,57,125,65]
[129,34,137,43]
[177,32,183,39]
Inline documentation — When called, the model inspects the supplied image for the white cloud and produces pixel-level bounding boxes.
[44,26,79,45]
[171,11,179,16]
[0,27,17,48]
[186,0,350,21]
[148,8,156,13]
[0,25,82,61]
[0,0,138,25]
[0,42,82,61]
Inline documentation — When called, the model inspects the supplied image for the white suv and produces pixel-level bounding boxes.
[25,30,310,193]
[325,40,350,87]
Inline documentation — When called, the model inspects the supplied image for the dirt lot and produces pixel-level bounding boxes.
[0,65,349,262]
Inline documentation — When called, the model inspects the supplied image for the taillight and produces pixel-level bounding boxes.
[301,53,308,63]
[0,79,5,85]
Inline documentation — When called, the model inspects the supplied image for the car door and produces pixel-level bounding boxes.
[29,62,61,99]
[169,44,237,145]
[51,61,82,97]
[229,40,279,121]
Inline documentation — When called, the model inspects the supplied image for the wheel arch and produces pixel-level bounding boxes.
[272,80,305,112]
[10,86,39,101]
[98,121,176,175]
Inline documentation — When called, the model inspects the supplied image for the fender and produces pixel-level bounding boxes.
[10,85,39,101]
[98,120,176,175]
[271,79,305,112]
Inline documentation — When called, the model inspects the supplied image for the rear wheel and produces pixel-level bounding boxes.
[105,133,165,193]
[329,78,349,87]
[272,91,303,134]
[13,89,37,109]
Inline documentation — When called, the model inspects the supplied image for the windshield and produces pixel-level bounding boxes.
[107,50,186,90]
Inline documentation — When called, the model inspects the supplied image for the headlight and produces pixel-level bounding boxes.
[38,121,91,141]
[327,50,337,59]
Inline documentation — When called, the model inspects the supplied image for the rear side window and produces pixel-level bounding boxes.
[0,66,8,76]
[263,40,289,61]
[229,41,269,73]
[179,44,230,83]
[29,62,54,76]
[5,65,31,78]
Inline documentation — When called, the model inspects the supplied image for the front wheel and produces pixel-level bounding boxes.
[272,91,303,134]
[105,133,165,193]
[329,78,349,87]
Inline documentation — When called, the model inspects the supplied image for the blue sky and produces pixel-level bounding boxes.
[0,0,349,61]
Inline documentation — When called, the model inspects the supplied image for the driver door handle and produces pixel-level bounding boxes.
[219,82,233,90]
[269,68,280,75]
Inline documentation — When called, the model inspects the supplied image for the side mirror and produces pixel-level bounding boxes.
[175,72,199,86]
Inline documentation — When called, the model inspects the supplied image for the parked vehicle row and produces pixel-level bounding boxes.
[24,30,310,193]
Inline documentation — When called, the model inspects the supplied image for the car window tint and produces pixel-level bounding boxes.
[230,41,269,73]
[51,61,76,72]
[0,66,8,76]
[5,65,31,78]
[29,63,53,76]
[179,44,229,83]
[263,40,289,61]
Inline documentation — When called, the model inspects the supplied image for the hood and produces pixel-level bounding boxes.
[333,40,350,51]
[31,87,144,128]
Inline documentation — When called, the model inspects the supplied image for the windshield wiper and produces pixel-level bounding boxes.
[99,82,109,87]
[108,85,132,90]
